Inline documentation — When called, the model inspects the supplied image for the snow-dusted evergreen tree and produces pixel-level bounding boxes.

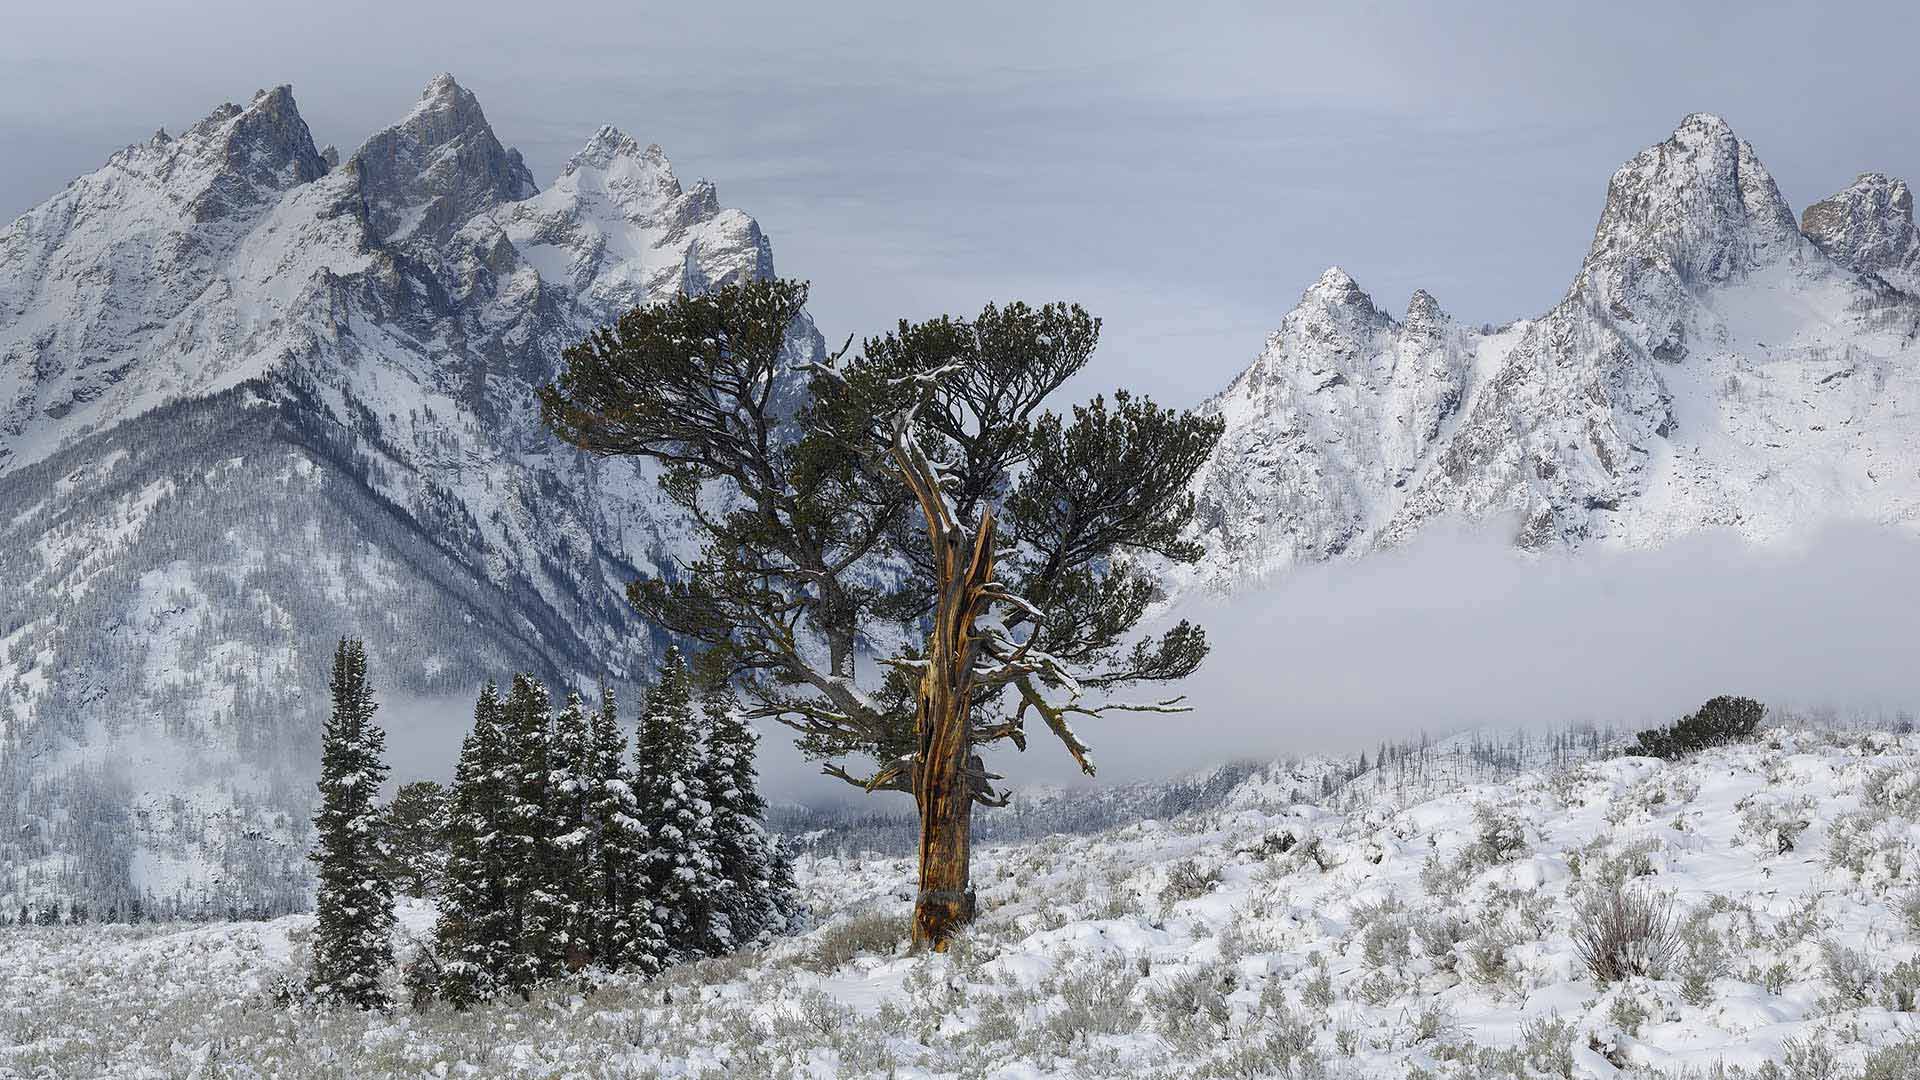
[432,682,515,1008]
[697,682,795,948]
[634,647,724,958]
[764,831,800,936]
[498,674,562,994]
[380,779,450,899]
[308,638,395,1009]
[587,687,664,972]
[547,691,599,968]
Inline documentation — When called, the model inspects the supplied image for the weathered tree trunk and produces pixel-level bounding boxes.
[910,508,998,950]
[911,680,974,949]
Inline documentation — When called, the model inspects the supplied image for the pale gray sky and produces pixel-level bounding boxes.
[5,1,1918,407]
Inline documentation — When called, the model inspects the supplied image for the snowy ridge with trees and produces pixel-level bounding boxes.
[0,75,821,916]
[10,721,1920,1077]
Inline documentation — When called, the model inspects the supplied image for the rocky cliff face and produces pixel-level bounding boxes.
[0,76,821,913]
[1190,114,1920,591]
[1802,172,1920,296]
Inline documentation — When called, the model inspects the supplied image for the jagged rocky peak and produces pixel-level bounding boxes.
[570,125,665,172]
[560,125,687,211]
[562,127,726,223]
[1584,112,1801,286]
[1301,265,1373,308]
[1282,266,1392,354]
[503,123,773,307]
[1402,288,1449,336]
[1801,172,1918,290]
[224,85,327,176]
[1187,109,1920,597]
[349,73,538,244]
[141,84,328,222]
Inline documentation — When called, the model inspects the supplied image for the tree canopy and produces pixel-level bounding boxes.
[541,278,1222,806]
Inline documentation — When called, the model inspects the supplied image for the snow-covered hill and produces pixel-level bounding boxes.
[1189,114,1920,591]
[9,728,1920,1077]
[0,75,821,914]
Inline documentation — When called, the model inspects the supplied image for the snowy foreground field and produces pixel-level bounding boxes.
[9,730,1920,1078]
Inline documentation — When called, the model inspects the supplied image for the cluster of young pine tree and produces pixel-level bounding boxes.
[305,640,797,1011]
[421,646,797,1007]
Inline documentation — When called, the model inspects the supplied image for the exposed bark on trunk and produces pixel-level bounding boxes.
[909,508,998,950]
[911,690,974,949]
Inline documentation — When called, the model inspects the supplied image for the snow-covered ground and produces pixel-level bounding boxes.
[7,728,1920,1078]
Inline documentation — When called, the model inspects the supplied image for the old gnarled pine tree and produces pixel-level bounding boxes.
[541,279,1222,948]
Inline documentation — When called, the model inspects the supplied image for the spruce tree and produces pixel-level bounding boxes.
[498,674,561,994]
[432,682,515,1008]
[308,638,395,1009]
[697,682,794,949]
[548,691,599,968]
[379,780,450,899]
[587,687,664,972]
[763,831,801,938]
[634,647,724,958]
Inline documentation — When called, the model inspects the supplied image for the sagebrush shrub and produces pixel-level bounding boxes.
[1882,960,1920,1012]
[1738,795,1812,856]
[1519,1014,1576,1077]
[1864,1038,1920,1080]
[1865,766,1920,818]
[1819,940,1876,1008]
[1782,1033,1843,1080]
[1416,914,1468,973]
[795,909,903,973]
[1146,962,1233,1045]
[1158,859,1222,908]
[1301,959,1335,1010]
[1901,888,1920,935]
[1677,909,1729,1007]
[1464,914,1518,989]
[1474,804,1527,864]
[1408,999,1455,1044]
[1043,951,1141,1044]
[1573,886,1679,984]
[1361,916,1411,970]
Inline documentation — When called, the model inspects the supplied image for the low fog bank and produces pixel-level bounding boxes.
[377,522,1920,806]
[1092,520,1920,784]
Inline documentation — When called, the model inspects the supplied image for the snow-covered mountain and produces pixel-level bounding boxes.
[1189,114,1920,590]
[0,75,821,913]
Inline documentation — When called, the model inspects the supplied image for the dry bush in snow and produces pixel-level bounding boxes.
[1574,885,1680,984]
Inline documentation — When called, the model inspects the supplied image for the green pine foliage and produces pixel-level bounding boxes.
[588,687,666,973]
[498,674,562,995]
[548,692,600,967]
[307,638,395,1009]
[431,682,516,1008]
[379,780,450,899]
[422,663,791,1005]
[634,648,725,958]
[699,683,796,949]
[764,832,800,937]
[1633,695,1766,759]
